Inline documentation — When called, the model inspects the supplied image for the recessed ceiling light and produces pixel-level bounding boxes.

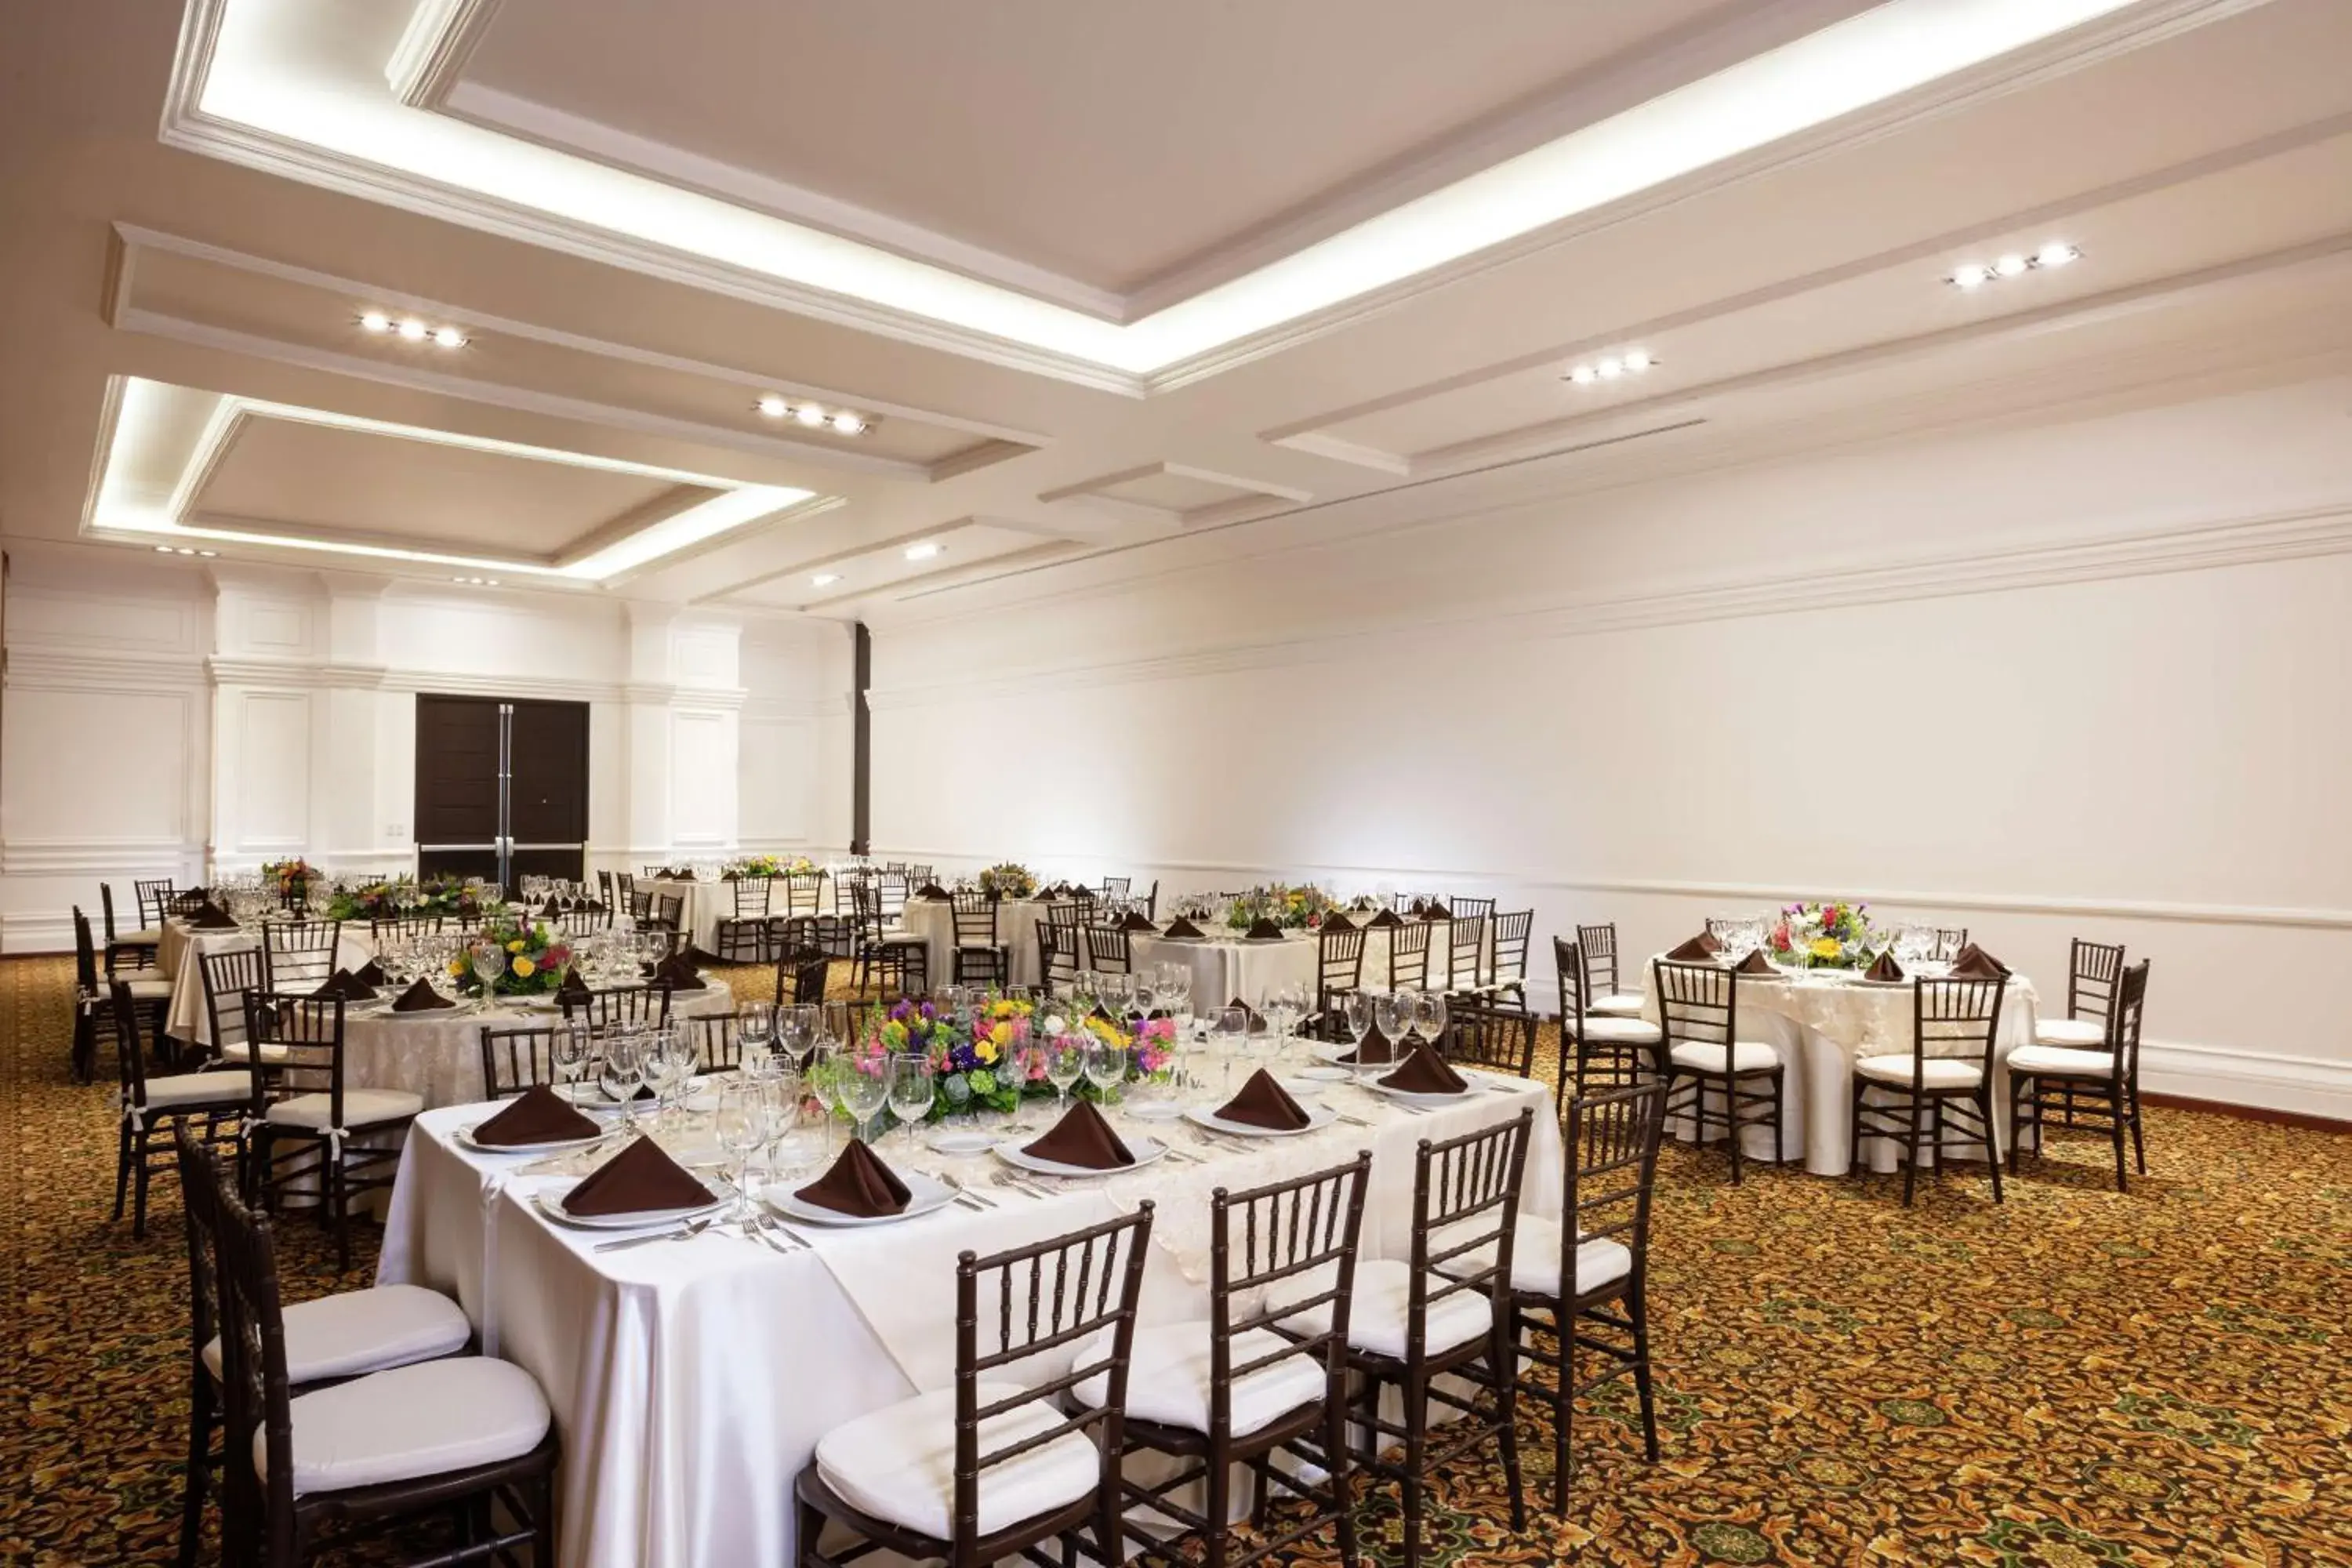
[903,543,941,561]
[154,544,174,553]
[1993,252,2030,278]
[1565,350,1655,386]
[830,412,866,435]
[1946,243,2081,289]
[795,404,828,428]
[756,394,789,419]
[1951,263,1989,289]
[198,550,217,557]
[359,310,391,332]
[397,318,429,341]
[1623,348,1653,372]
[2036,241,2078,268]
[1568,365,1597,386]
[810,572,840,587]
[432,325,467,348]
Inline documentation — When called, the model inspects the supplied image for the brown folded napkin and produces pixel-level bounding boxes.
[1381,1042,1469,1096]
[390,977,455,1012]
[562,1136,713,1218]
[1418,900,1451,920]
[557,968,592,1003]
[353,959,388,987]
[1225,997,1267,1030]
[312,968,376,1003]
[1664,935,1720,962]
[1245,917,1283,940]
[654,954,706,990]
[1367,908,1404,929]
[1118,909,1156,931]
[191,902,239,930]
[1948,943,2009,979]
[1022,1100,1135,1170]
[473,1084,601,1149]
[1321,911,1354,932]
[1733,948,1776,976]
[1215,1068,1312,1131]
[1337,1026,1399,1065]
[1163,916,1204,939]
[794,1139,913,1217]
[1864,949,1905,982]
[914,882,950,899]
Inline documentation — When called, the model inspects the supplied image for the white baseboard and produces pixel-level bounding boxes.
[2140,1040,2352,1123]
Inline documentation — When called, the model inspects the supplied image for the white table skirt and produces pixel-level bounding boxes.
[900,896,1058,987]
[1639,964,2042,1175]
[380,1073,1563,1568]
[348,985,738,1109]
[644,877,838,957]
[158,920,375,1047]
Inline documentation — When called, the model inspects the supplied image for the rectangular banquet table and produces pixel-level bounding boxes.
[379,1072,1563,1568]
[1637,960,2042,1175]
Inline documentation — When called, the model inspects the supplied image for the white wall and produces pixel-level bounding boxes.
[0,547,850,951]
[866,379,2352,1119]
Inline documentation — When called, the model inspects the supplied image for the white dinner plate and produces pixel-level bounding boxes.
[763,1170,960,1228]
[454,1123,608,1156]
[1363,1078,1477,1109]
[532,1183,724,1232]
[1184,1105,1339,1138]
[927,1126,1003,1156]
[382,1000,477,1019]
[1310,1042,1406,1071]
[994,1134,1170,1178]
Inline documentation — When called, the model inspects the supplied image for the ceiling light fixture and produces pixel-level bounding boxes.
[397,318,429,341]
[756,394,789,418]
[752,396,872,434]
[359,310,391,332]
[362,310,467,347]
[903,543,941,561]
[1564,350,1657,386]
[431,325,467,348]
[1947,243,2079,289]
[793,405,827,428]
[810,572,840,587]
[830,413,866,435]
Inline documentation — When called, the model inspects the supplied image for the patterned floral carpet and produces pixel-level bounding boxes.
[3,954,2348,1566]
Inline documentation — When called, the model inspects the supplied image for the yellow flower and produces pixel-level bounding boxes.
[1809,937,1841,959]
[511,956,535,978]
[506,938,525,953]
[990,1022,1013,1047]
[447,958,466,978]
[975,1039,997,1063]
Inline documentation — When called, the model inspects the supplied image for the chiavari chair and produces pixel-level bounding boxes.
[714,875,775,963]
[1099,875,1133,902]
[545,902,612,939]
[201,946,282,1077]
[244,993,423,1270]
[949,890,1011,985]
[641,891,687,954]
[102,880,164,966]
[1575,924,1644,1015]
[1501,1081,1669,1511]
[1443,996,1538,1077]
[261,919,343,993]
[170,1131,472,1568]
[1653,957,1785,1185]
[137,877,179,932]
[1552,938,1661,1098]
[477,1023,559,1100]
[1385,917,1433,991]
[682,1011,742,1073]
[848,877,928,997]
[558,983,673,1033]
[368,912,445,946]
[1272,1111,1532,1568]
[772,944,835,1007]
[1315,923,1367,1040]
[1487,910,1533,1005]
[878,869,911,925]
[1037,918,1080,999]
[1083,923,1133,975]
[783,871,824,916]
[74,906,160,1082]
[195,1128,554,1567]
[1443,913,1486,997]
[1930,927,1971,962]
[2009,960,2151,1192]
[2032,937,2128,1054]
[1105,1156,1370,1568]
[796,1207,1156,1568]
[108,980,244,1239]
[1849,975,2007,1205]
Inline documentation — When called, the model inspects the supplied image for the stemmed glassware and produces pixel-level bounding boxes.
[1214,1004,1250,1092]
[470,940,506,1004]
[888,1053,935,1146]
[601,1029,644,1132]
[713,1080,768,1220]
[1343,989,1376,1061]
[839,1053,891,1147]
[552,1021,593,1098]
[1082,1034,1129,1111]
[1371,992,1407,1073]
[738,1004,775,1068]
[1157,963,1192,1029]
[1044,1033,1087,1120]
[1411,990,1449,1051]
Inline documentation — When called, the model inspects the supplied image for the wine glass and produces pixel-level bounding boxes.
[764,1063,808,1178]
[1131,968,1161,1021]
[1157,963,1193,1028]
[1083,1034,1128,1109]
[1342,989,1375,1060]
[1044,1032,1087,1120]
[470,940,506,997]
[1371,992,1407,1071]
[552,1021,593,1095]
[738,1003,775,1067]
[600,1030,644,1131]
[806,1040,845,1156]
[1128,1030,1182,1120]
[1214,1004,1251,1092]
[1265,982,1305,1066]
[713,1079,768,1219]
[839,1053,891,1146]
[1413,991,1449,1052]
[888,1052,935,1145]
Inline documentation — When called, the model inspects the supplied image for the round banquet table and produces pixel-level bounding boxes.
[345,982,739,1109]
[1638,960,2042,1176]
[158,918,376,1047]
[646,875,837,957]
[898,895,1058,987]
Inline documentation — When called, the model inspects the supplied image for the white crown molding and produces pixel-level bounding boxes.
[5,647,210,691]
[158,0,2272,393]
[0,837,208,877]
[387,0,503,108]
[864,502,2352,710]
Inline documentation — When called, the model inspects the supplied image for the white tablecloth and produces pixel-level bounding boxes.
[380,1072,1563,1568]
[1639,963,2041,1175]
[157,920,375,1047]
[900,896,1056,986]
[348,985,737,1109]
[648,877,837,957]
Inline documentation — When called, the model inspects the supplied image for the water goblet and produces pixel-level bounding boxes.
[552,1021,593,1095]
[1044,1033,1087,1120]
[1083,1034,1129,1109]
[1413,990,1449,1051]
[600,1030,644,1132]
[888,1052,935,1145]
[713,1080,768,1219]
[839,1052,891,1146]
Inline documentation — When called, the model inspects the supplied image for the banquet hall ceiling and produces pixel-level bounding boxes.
[4,0,2350,620]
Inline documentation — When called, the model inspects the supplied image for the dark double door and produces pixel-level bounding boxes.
[415,695,588,887]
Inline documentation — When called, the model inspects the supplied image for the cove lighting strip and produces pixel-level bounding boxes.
[190,0,2147,376]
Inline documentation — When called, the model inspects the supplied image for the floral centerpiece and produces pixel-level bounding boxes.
[977,862,1038,899]
[448,916,573,996]
[1224,882,1337,931]
[1766,901,1878,970]
[325,873,468,922]
[261,858,320,905]
[851,994,1045,1119]
[725,854,786,879]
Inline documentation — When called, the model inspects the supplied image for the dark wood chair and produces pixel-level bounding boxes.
[368,913,446,946]
[2009,960,2151,1191]
[1849,975,2007,1205]
[201,945,276,1074]
[794,1207,1156,1568]
[1487,910,1533,1006]
[1083,923,1133,976]
[782,872,824,916]
[1443,996,1538,1077]
[1037,916,1080,999]
[848,878,928,997]
[2031,937,2128,1052]
[1273,1111,1533,1568]
[1574,923,1644,1014]
[949,891,1011,985]
[544,902,612,940]
[641,891,687,955]
[109,980,244,1239]
[1930,927,1971,962]
[1504,1080,1670,1512]
[1443,915,1486,996]
[771,944,834,1007]
[1653,957,1784,1185]
[1110,1156,1370,1568]
[261,920,343,993]
[1384,919,1432,991]
[1099,876,1132,902]
[1552,938,1661,1098]
[101,880,164,967]
[714,876,774,963]
[1316,924,1367,1042]
[477,1023,560,1100]
[557,983,673,1033]
[72,906,150,1082]
[137,877,180,932]
[197,1129,556,1567]
[245,993,423,1271]
[682,1011,742,1073]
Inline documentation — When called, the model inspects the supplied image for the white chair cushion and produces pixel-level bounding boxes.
[261,1356,546,1496]
[1668,1040,1780,1073]
[1267,1258,1493,1360]
[267,1088,425,1131]
[815,1382,1101,1541]
[121,927,165,946]
[1579,1014,1661,1044]
[1854,1054,1983,1089]
[1073,1320,1326,1438]
[205,1283,470,1384]
[218,1042,291,1065]
[120,977,173,1000]
[1432,1215,1633,1301]
[2034,1018,2108,1047]
[1588,993,1644,1015]
[138,1073,249,1112]
[2008,1044,2116,1077]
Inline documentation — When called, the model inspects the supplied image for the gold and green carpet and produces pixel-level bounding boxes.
[2,956,2346,1566]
